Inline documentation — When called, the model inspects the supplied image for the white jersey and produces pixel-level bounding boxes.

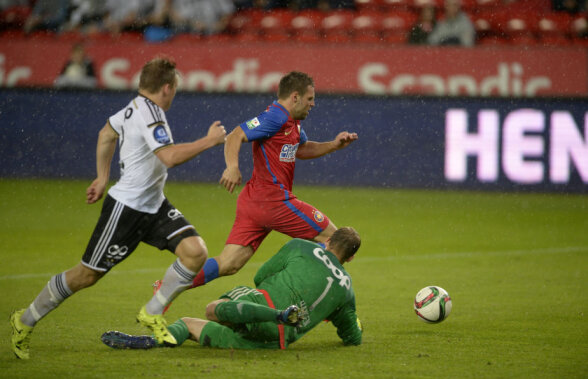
[107,95,174,213]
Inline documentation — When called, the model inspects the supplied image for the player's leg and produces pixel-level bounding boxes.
[11,195,129,359]
[138,200,205,345]
[188,243,254,289]
[188,191,270,289]
[145,235,207,315]
[271,198,334,245]
[11,265,101,360]
[216,244,255,276]
[18,262,104,328]
[189,211,268,288]
[101,317,270,350]
[206,298,301,326]
[188,318,279,349]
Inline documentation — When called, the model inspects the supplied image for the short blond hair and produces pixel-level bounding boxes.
[139,56,177,93]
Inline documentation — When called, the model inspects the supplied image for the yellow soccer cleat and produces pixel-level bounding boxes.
[10,309,33,360]
[136,306,177,346]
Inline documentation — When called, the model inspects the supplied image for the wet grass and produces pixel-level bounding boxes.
[1,179,586,378]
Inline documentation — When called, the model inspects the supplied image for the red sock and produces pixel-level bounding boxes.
[190,270,206,288]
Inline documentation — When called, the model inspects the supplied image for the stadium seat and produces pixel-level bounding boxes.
[321,10,354,43]
[260,10,293,42]
[0,5,31,30]
[492,10,538,45]
[472,11,495,38]
[227,9,264,40]
[352,11,383,42]
[380,10,415,44]
[536,12,572,47]
[505,17,538,45]
[290,10,324,43]
[472,10,507,45]
[570,16,588,46]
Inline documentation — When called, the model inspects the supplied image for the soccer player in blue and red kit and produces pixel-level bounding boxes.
[180,71,358,292]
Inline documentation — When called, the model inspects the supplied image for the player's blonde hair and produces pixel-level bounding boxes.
[139,56,178,93]
[278,71,314,99]
[330,227,361,261]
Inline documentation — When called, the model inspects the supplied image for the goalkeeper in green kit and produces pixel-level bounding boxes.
[101,227,362,350]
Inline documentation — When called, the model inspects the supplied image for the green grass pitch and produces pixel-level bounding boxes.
[1,179,587,378]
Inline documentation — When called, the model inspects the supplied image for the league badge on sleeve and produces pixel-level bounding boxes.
[246,117,261,130]
[153,125,171,144]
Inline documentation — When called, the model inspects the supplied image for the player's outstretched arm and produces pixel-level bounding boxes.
[330,305,363,346]
[219,127,248,193]
[156,121,226,168]
[87,122,118,204]
[296,131,358,160]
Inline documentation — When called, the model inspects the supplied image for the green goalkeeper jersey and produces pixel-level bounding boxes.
[254,238,362,346]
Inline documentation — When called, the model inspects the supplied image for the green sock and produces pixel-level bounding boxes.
[215,300,280,324]
[165,319,190,346]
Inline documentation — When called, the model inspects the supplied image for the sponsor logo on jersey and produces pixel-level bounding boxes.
[246,117,261,129]
[153,125,171,144]
[313,210,325,223]
[279,143,299,162]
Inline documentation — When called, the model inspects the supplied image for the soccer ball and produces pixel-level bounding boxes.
[414,286,452,323]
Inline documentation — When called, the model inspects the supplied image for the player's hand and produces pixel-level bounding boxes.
[207,121,227,146]
[219,166,242,193]
[334,131,358,150]
[86,178,107,204]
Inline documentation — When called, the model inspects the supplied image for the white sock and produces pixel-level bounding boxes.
[145,259,195,315]
[21,272,72,327]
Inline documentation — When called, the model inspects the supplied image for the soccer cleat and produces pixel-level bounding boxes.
[277,305,302,327]
[10,309,33,360]
[101,331,157,350]
[152,280,172,314]
[136,306,177,346]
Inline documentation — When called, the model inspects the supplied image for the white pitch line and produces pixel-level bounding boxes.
[0,246,586,281]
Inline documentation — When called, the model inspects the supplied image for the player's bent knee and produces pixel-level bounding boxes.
[176,236,208,271]
[205,299,226,321]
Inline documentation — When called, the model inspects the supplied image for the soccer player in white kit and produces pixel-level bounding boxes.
[10,57,226,359]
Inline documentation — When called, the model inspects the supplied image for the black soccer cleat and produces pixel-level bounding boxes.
[277,305,302,327]
[101,331,157,350]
